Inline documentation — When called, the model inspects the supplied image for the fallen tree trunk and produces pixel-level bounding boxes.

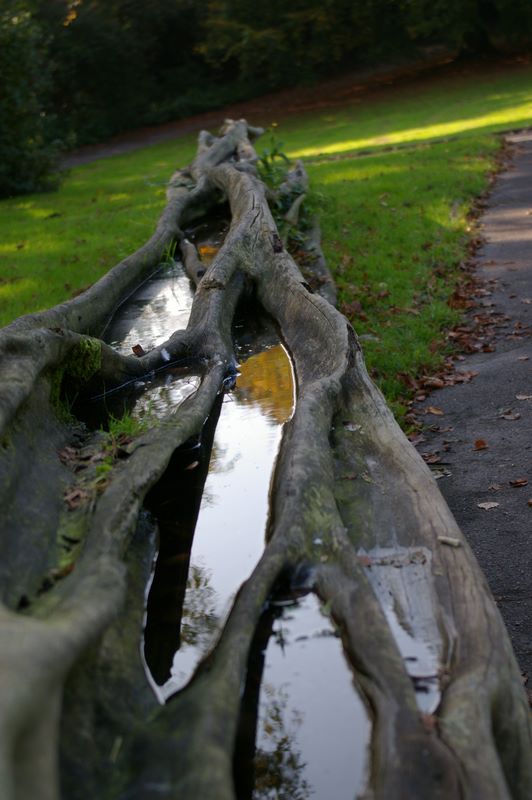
[0,120,529,800]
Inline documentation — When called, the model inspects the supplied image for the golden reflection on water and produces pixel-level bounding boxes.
[198,244,219,266]
[155,341,296,698]
[236,345,295,424]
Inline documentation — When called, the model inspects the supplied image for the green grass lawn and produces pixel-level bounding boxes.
[1,60,531,420]
[0,136,196,325]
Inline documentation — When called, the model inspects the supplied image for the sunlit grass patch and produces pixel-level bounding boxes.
[0,136,196,326]
[279,65,532,159]
[0,62,526,421]
[308,135,501,420]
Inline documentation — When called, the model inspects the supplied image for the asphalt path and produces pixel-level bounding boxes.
[415,132,532,695]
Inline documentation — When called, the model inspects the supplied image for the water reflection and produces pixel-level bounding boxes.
[106,262,194,354]
[143,340,296,700]
[253,684,311,800]
[237,346,295,424]
[362,546,442,713]
[98,261,200,422]
[235,593,371,800]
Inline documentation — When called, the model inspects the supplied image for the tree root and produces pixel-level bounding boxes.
[0,119,529,800]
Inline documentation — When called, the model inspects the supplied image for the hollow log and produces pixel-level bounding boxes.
[0,119,529,800]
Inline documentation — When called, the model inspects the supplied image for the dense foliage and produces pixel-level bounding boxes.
[1,0,532,196]
[0,1,60,196]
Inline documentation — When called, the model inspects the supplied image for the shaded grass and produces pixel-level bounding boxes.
[0,61,529,419]
[0,136,196,326]
[307,136,500,419]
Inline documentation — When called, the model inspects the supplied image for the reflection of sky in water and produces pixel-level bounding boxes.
[105,262,200,420]
[363,546,442,714]
[107,255,298,702]
[254,594,370,800]
[160,343,296,698]
[107,262,194,354]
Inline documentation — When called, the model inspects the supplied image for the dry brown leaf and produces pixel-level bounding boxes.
[132,343,146,357]
[438,536,461,547]
[509,478,528,488]
[58,447,77,465]
[64,487,90,510]
[421,713,438,733]
[516,393,532,401]
[422,452,441,464]
[426,406,444,416]
[500,412,521,421]
[473,439,488,450]
[477,501,500,510]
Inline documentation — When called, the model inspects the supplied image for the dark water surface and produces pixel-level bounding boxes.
[234,592,371,800]
[144,338,296,700]
[103,245,372,797]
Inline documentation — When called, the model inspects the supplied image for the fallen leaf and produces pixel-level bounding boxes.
[423,377,445,389]
[64,487,90,510]
[528,499,532,507]
[500,411,521,421]
[438,536,461,547]
[58,446,77,465]
[477,501,500,510]
[420,713,438,733]
[49,563,75,580]
[132,343,146,357]
[422,452,441,464]
[517,355,529,361]
[426,406,444,416]
[198,245,218,257]
[473,439,488,450]
[516,394,532,401]
[343,421,362,432]
[509,478,528,488]
[488,483,502,491]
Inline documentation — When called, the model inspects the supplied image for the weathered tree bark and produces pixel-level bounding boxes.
[0,120,529,800]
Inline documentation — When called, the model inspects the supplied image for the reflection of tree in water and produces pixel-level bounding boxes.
[134,375,200,421]
[253,684,312,800]
[180,562,220,651]
[236,346,294,425]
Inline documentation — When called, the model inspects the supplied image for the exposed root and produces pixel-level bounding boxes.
[0,118,529,800]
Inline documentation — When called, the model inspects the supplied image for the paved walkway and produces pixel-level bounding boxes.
[415,132,532,692]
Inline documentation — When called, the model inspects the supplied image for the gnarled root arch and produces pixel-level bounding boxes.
[0,120,529,800]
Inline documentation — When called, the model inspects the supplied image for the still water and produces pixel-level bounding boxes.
[235,592,371,800]
[104,262,200,419]
[104,247,372,798]
[144,341,296,700]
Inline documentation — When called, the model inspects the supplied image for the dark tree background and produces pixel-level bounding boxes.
[2,0,532,197]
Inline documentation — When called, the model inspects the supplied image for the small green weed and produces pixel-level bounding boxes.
[104,410,152,451]
[257,130,291,188]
